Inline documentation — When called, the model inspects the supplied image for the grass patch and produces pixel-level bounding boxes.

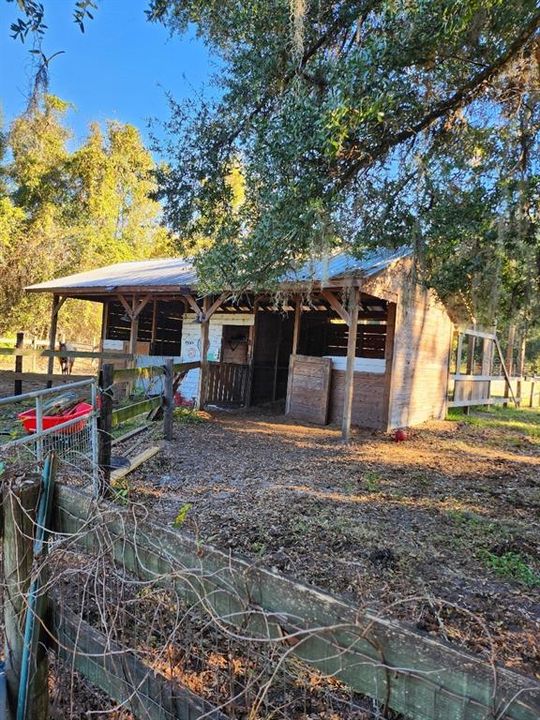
[447,406,540,442]
[174,407,206,424]
[363,470,382,492]
[479,550,540,588]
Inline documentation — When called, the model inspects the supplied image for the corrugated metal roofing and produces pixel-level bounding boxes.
[284,246,411,282]
[26,258,198,293]
[26,246,411,294]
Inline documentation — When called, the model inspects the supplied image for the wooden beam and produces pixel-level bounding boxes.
[110,447,160,482]
[455,332,464,376]
[460,328,497,341]
[382,302,396,431]
[14,332,24,396]
[111,396,162,427]
[46,295,65,388]
[163,358,174,441]
[204,293,229,322]
[98,363,114,497]
[342,288,359,443]
[505,324,516,377]
[271,318,283,402]
[182,293,203,319]
[52,603,225,720]
[132,294,151,320]
[197,297,210,409]
[495,336,519,406]
[466,334,476,374]
[245,302,259,407]
[150,298,158,348]
[54,484,540,720]
[116,293,133,318]
[291,296,302,355]
[100,301,108,354]
[321,289,350,325]
[3,480,43,720]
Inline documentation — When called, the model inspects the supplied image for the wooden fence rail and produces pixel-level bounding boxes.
[53,603,226,720]
[53,484,540,720]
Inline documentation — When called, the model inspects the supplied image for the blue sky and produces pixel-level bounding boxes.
[0,0,217,150]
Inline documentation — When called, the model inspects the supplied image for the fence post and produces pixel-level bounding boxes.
[3,477,48,720]
[98,363,114,497]
[163,358,174,441]
[14,331,24,396]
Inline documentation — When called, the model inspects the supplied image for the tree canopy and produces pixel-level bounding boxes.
[150,0,540,333]
[0,94,171,339]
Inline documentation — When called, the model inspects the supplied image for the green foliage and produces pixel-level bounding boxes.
[151,0,540,332]
[363,470,382,493]
[447,406,540,442]
[479,549,540,588]
[173,407,205,424]
[173,502,192,528]
[0,93,172,340]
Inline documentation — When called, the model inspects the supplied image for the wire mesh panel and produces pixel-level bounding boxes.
[0,379,99,489]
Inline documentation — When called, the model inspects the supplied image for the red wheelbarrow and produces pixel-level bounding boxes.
[18,401,92,434]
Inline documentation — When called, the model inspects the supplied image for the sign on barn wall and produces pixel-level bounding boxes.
[286,355,332,425]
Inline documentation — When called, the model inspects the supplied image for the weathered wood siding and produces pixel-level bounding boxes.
[387,285,453,428]
[328,370,386,429]
[286,354,332,424]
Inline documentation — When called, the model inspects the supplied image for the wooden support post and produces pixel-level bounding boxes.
[99,301,108,354]
[342,288,359,443]
[466,334,476,374]
[14,331,24,396]
[455,333,463,376]
[517,332,527,378]
[151,299,158,351]
[291,296,302,356]
[245,303,259,407]
[530,380,536,408]
[464,333,476,416]
[382,302,396,431]
[197,297,210,409]
[46,295,64,389]
[495,336,518,407]
[163,358,174,441]
[503,325,516,408]
[272,318,283,402]
[3,478,47,720]
[505,324,516,377]
[98,363,114,497]
[129,296,139,358]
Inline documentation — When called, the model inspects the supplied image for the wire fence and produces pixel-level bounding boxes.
[0,471,539,720]
[0,379,99,489]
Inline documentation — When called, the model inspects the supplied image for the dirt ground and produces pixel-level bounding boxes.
[121,405,539,678]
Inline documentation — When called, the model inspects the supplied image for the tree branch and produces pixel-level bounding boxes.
[337,11,540,188]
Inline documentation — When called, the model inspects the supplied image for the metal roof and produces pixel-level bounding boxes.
[26,258,198,294]
[26,246,411,295]
[284,246,411,283]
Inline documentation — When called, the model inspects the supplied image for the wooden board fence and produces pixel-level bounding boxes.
[53,484,540,720]
[53,604,226,720]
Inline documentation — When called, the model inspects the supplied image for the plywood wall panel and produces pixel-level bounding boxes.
[286,355,332,424]
[329,370,386,430]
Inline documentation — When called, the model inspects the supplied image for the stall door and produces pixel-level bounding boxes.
[286,355,332,424]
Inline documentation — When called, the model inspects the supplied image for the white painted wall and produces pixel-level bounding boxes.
[324,356,386,373]
[179,313,255,403]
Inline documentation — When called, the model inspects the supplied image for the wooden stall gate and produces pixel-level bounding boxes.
[206,361,249,406]
[286,354,332,424]
[448,328,520,409]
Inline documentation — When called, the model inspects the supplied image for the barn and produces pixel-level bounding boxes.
[26,247,454,435]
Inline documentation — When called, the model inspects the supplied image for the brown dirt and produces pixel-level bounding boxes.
[123,408,539,679]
